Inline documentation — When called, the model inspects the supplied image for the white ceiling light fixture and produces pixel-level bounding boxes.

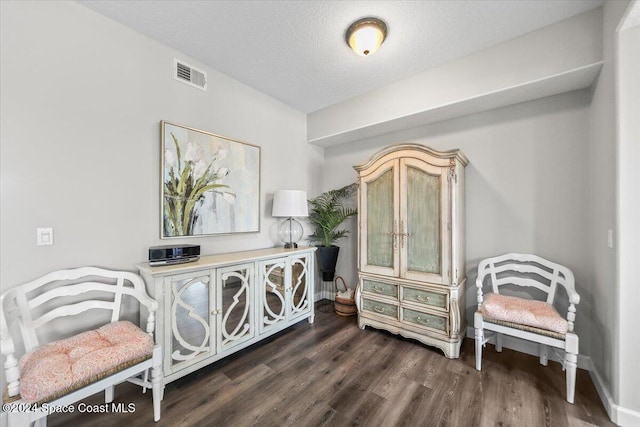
[345,17,388,57]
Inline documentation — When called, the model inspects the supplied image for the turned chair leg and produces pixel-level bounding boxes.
[475,327,483,370]
[564,333,579,404]
[151,347,163,422]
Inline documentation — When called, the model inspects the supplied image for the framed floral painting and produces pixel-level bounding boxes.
[160,121,260,238]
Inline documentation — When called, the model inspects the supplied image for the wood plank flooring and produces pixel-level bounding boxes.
[48,302,614,427]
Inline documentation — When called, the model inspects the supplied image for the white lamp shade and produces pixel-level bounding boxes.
[272,190,308,217]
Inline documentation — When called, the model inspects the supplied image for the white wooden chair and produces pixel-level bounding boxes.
[474,253,580,403]
[1,267,163,426]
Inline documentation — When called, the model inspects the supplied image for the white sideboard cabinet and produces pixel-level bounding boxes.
[136,246,316,384]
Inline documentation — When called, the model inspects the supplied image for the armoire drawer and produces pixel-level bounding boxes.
[402,308,447,333]
[402,287,447,311]
[362,298,398,319]
[362,279,398,298]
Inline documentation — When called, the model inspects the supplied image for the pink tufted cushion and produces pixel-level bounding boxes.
[480,293,568,335]
[19,321,154,403]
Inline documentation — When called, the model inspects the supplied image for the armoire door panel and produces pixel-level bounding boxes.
[406,165,441,273]
[400,158,451,284]
[359,159,400,276]
[367,168,394,267]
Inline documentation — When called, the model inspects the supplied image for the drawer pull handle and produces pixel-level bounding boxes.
[373,286,384,292]
[373,306,385,314]
[416,295,430,302]
[416,316,430,325]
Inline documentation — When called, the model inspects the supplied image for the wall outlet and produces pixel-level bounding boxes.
[607,229,614,249]
[37,227,54,246]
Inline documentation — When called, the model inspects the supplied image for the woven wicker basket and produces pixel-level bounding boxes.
[334,276,357,317]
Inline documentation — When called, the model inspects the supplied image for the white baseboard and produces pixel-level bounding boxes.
[465,326,589,369]
[589,362,617,424]
[315,292,334,301]
[617,406,640,427]
[589,360,640,427]
[315,281,335,302]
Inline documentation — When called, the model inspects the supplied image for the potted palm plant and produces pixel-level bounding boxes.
[307,183,358,281]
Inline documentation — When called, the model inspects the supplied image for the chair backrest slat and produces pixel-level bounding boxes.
[491,263,556,282]
[29,282,122,309]
[32,301,116,331]
[494,277,553,296]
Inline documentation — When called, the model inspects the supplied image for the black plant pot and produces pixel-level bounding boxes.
[316,245,340,281]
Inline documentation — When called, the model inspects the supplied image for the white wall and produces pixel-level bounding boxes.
[588,1,640,425]
[0,1,322,292]
[587,0,624,405]
[323,90,592,355]
[615,7,640,423]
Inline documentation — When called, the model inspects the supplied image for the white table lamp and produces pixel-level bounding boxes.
[272,190,308,248]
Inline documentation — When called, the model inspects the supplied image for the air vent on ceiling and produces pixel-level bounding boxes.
[174,59,207,91]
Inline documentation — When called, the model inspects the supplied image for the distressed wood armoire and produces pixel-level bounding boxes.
[353,144,468,358]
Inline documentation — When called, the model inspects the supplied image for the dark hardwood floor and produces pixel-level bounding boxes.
[49,302,613,427]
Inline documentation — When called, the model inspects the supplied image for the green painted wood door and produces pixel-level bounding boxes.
[400,157,450,284]
[359,158,399,277]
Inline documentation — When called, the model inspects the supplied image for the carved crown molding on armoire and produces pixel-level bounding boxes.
[353,143,468,358]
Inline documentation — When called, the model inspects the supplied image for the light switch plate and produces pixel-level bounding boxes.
[37,228,54,246]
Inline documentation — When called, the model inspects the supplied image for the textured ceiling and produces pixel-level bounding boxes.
[79,0,603,113]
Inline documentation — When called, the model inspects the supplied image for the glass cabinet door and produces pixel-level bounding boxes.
[217,263,254,352]
[166,272,213,373]
[290,255,311,319]
[359,159,399,277]
[259,259,287,333]
[400,157,450,284]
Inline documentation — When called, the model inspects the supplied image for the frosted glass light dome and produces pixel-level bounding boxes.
[346,17,387,57]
